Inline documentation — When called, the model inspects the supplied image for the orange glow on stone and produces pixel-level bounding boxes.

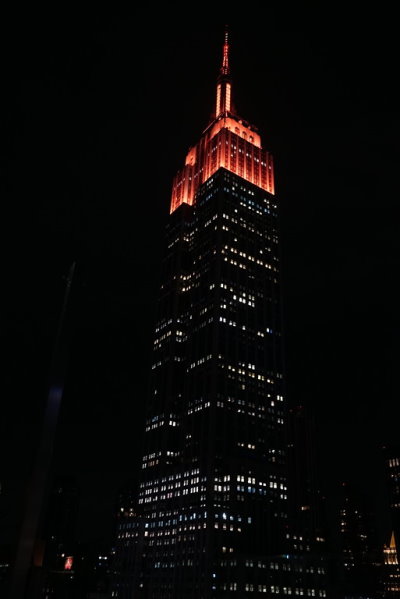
[170,118,274,213]
[225,83,231,113]
[216,84,221,117]
[170,29,274,214]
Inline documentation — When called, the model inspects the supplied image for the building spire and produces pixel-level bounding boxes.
[384,531,399,565]
[221,26,230,76]
[215,26,232,118]
[391,531,397,551]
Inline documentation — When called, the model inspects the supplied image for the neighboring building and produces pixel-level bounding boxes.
[73,540,111,598]
[288,406,327,546]
[110,483,141,598]
[336,482,381,597]
[32,476,80,598]
[287,406,328,593]
[124,29,326,598]
[383,445,400,545]
[42,476,79,570]
[381,447,400,597]
[382,531,400,596]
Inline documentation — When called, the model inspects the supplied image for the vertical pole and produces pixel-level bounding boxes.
[9,263,76,599]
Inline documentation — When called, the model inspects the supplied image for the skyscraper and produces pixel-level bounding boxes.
[381,446,400,596]
[336,482,380,596]
[287,406,328,592]
[128,30,314,598]
[383,445,400,544]
[383,531,400,595]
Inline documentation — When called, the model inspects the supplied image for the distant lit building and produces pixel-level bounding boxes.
[125,29,327,598]
[383,445,400,545]
[384,532,399,565]
[383,531,400,596]
[381,446,400,597]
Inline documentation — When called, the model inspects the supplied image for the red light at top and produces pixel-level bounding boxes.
[170,28,275,214]
[64,556,74,570]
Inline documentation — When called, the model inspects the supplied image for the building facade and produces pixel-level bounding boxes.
[383,531,400,596]
[381,446,400,596]
[111,483,140,597]
[383,445,400,545]
[128,31,325,598]
[336,482,381,597]
[287,406,328,593]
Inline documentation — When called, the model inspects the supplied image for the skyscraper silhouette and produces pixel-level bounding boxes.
[125,29,305,598]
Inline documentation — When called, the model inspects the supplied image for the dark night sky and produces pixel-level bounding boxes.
[1,7,400,547]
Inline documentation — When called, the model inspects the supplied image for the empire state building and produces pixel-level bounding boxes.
[129,30,289,598]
